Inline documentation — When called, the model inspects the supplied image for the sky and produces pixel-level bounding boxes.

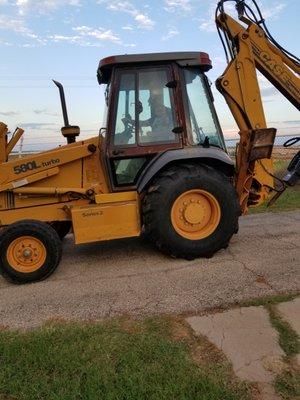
[0,0,299,151]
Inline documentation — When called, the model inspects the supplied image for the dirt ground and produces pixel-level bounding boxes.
[0,210,299,330]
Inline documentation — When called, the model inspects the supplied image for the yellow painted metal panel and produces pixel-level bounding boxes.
[0,199,89,226]
[71,200,141,244]
[0,167,59,192]
[95,191,138,204]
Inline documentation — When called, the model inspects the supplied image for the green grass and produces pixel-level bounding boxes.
[228,293,300,358]
[267,305,300,358]
[248,159,300,214]
[275,369,300,399]
[249,187,300,213]
[0,317,250,400]
[263,300,300,400]
[237,292,300,398]
[239,293,300,308]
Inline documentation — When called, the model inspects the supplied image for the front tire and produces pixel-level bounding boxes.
[143,163,240,259]
[0,220,62,284]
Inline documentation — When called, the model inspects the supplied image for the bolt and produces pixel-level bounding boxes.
[223,80,229,86]
[23,249,31,258]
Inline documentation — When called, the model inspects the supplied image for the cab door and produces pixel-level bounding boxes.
[107,65,183,190]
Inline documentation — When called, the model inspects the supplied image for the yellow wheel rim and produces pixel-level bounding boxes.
[7,236,46,273]
[171,189,221,240]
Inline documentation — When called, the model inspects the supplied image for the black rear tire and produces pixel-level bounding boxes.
[50,221,72,240]
[0,220,62,284]
[143,163,240,259]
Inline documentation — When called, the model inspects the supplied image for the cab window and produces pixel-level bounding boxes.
[138,69,176,144]
[114,73,136,146]
[183,68,225,149]
[113,68,178,147]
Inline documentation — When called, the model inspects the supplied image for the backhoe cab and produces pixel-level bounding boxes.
[98,52,232,189]
[0,51,239,284]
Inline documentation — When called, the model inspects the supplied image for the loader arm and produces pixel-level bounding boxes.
[216,6,300,213]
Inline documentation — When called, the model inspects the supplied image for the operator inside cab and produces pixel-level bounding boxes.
[139,90,173,142]
[114,69,177,146]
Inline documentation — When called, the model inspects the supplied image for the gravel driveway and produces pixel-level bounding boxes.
[0,211,299,330]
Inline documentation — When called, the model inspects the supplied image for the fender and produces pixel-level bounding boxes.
[137,147,235,193]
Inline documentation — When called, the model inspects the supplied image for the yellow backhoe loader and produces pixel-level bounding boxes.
[0,0,299,284]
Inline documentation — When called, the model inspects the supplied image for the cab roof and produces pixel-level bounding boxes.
[97,51,212,84]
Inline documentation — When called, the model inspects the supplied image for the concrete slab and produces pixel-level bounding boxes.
[187,306,284,398]
[277,297,300,336]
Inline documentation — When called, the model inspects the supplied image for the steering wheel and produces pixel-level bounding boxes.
[122,114,134,129]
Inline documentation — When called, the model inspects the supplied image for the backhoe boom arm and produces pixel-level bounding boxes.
[216,10,300,212]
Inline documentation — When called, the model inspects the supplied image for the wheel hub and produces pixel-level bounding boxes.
[171,189,221,240]
[7,236,46,273]
[22,249,33,258]
[183,201,208,225]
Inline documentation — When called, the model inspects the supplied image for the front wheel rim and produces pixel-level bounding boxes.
[171,189,221,240]
[7,236,47,273]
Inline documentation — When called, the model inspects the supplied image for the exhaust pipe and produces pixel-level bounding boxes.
[53,80,80,144]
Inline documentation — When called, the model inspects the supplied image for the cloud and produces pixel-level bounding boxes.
[164,0,191,13]
[0,111,20,116]
[33,109,60,117]
[260,2,286,20]
[199,19,216,33]
[74,26,121,43]
[98,0,155,30]
[199,1,236,33]
[104,0,137,15]
[16,0,81,15]
[123,43,136,47]
[0,38,12,46]
[212,55,226,68]
[134,14,155,29]
[260,87,278,97]
[258,75,280,99]
[122,25,134,31]
[162,28,179,41]
[199,1,286,34]
[0,13,47,45]
[282,120,300,124]
[48,34,81,44]
[48,26,121,46]
[0,13,34,37]
[20,122,57,129]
